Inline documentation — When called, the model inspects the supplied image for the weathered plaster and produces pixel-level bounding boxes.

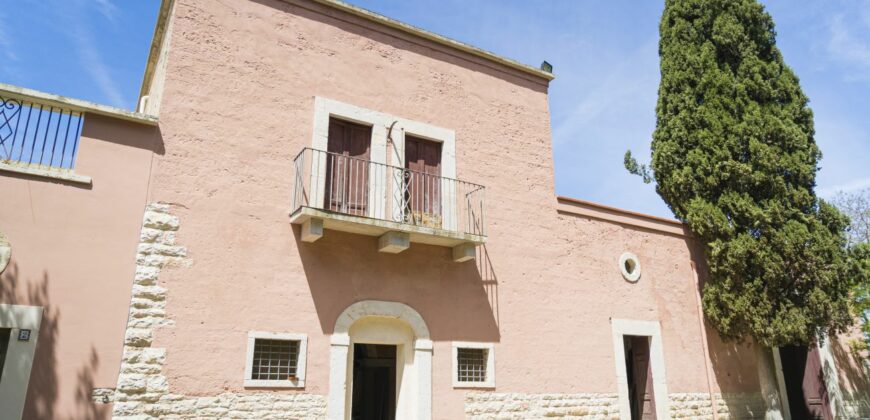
[111,203,327,419]
[129,0,766,418]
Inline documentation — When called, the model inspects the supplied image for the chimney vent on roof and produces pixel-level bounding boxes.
[540,61,553,73]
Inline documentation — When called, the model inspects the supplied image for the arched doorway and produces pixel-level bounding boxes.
[327,300,432,420]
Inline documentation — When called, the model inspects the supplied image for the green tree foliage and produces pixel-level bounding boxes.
[850,243,870,348]
[831,189,870,348]
[627,0,858,346]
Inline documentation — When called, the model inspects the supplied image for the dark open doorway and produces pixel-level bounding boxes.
[779,346,833,420]
[0,328,10,382]
[624,335,656,419]
[352,343,397,420]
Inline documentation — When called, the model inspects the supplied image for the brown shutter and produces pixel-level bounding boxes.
[324,118,371,216]
[404,136,442,227]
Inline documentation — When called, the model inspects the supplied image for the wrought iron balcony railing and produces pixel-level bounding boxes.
[1,94,84,170]
[290,148,486,243]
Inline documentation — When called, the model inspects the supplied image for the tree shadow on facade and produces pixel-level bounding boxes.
[296,228,500,342]
[70,347,109,420]
[829,332,870,416]
[705,327,767,419]
[685,245,768,419]
[1,262,108,420]
[1,262,60,419]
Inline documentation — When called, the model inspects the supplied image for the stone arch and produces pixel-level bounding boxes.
[332,299,430,342]
[327,300,432,420]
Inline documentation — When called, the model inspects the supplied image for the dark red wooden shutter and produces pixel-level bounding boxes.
[324,118,371,216]
[404,136,442,227]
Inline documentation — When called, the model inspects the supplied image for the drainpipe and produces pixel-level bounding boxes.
[691,261,719,419]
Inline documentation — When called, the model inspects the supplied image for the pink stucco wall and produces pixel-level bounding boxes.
[832,324,870,412]
[136,0,763,418]
[0,115,160,419]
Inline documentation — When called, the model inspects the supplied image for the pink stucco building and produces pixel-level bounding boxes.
[1,0,867,419]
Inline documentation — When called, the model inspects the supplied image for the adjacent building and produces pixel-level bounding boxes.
[0,0,866,418]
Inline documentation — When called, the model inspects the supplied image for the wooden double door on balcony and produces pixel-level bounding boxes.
[325,118,442,226]
[325,118,371,216]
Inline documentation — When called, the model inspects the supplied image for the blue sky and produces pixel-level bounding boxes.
[2,0,868,218]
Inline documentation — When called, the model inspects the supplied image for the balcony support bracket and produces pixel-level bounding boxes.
[301,218,324,243]
[452,243,476,263]
[378,231,410,254]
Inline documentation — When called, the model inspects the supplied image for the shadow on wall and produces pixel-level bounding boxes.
[830,331,870,416]
[296,228,500,342]
[0,262,108,420]
[246,0,549,93]
[80,114,166,155]
[705,328,765,419]
[476,244,499,328]
[687,244,767,419]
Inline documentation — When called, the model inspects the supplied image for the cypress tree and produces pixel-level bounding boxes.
[627,0,856,346]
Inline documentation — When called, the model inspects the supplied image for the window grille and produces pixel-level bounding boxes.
[457,347,487,383]
[251,338,299,380]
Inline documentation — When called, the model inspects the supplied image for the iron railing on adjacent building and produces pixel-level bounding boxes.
[291,147,486,237]
[0,94,84,170]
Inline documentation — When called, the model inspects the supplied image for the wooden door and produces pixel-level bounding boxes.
[325,118,371,216]
[403,135,442,228]
[625,336,656,419]
[780,346,833,420]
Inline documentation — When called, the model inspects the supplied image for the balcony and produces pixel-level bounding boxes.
[0,83,157,184]
[289,148,486,261]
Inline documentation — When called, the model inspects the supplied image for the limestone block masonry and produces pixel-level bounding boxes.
[464,393,620,419]
[464,392,766,420]
[669,392,766,419]
[109,203,327,419]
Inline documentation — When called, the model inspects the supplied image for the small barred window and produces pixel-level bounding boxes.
[457,348,488,383]
[251,339,299,380]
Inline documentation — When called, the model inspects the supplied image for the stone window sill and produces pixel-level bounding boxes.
[243,379,305,389]
[0,162,92,185]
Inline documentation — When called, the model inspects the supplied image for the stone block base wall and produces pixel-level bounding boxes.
[670,393,765,419]
[465,392,766,420]
[464,393,620,419]
[107,203,326,419]
[842,399,870,419]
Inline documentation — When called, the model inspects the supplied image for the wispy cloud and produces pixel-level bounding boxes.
[827,13,870,80]
[552,37,659,146]
[94,0,119,25]
[70,25,126,108]
[55,0,127,108]
[0,11,18,62]
[818,177,870,198]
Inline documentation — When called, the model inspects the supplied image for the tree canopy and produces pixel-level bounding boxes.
[831,189,870,348]
[626,0,857,346]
